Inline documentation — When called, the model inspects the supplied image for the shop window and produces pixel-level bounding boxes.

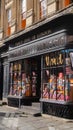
[40,0,47,19]
[42,50,73,102]
[9,60,31,97]
[9,57,41,98]
[21,0,26,29]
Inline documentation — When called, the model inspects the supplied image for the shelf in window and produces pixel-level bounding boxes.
[7,95,23,99]
[42,65,65,69]
[40,98,73,105]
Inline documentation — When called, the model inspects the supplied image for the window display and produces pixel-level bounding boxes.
[42,50,73,102]
[43,83,49,98]
[49,74,56,99]
[9,60,31,97]
[57,72,64,100]
[9,58,39,98]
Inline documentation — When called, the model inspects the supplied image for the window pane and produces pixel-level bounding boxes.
[49,69,57,99]
[65,75,70,101]
[57,68,65,101]
[42,50,65,101]
[8,9,11,22]
[42,69,50,99]
[21,0,26,13]
[40,0,47,18]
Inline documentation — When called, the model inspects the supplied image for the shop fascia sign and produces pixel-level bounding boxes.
[9,33,66,59]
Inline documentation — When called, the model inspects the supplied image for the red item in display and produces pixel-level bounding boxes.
[59,73,63,78]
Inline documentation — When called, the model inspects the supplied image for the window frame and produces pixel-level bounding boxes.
[41,49,72,102]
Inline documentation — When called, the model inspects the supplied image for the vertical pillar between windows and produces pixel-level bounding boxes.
[3,60,9,104]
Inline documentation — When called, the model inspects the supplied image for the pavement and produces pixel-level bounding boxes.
[0,102,73,130]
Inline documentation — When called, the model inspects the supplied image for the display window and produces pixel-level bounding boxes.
[9,59,31,97]
[42,49,73,102]
[9,57,40,98]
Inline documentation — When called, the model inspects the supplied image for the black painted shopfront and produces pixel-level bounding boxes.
[6,28,73,118]
[2,14,73,118]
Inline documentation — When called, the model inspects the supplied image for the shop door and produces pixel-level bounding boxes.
[31,56,41,99]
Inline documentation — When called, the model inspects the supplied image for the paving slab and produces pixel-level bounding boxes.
[0,105,73,130]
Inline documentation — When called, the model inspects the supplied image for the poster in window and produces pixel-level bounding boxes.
[57,73,64,100]
[49,75,56,99]
[43,83,49,99]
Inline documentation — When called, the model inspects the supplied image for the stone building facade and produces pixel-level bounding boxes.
[0,0,73,118]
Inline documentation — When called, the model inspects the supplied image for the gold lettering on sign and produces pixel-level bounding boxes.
[45,56,49,66]
[53,58,56,65]
[59,54,63,64]
[45,53,63,66]
[50,58,56,66]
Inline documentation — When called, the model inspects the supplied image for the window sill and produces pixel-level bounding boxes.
[40,98,73,105]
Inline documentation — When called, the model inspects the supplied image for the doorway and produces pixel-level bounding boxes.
[30,56,41,100]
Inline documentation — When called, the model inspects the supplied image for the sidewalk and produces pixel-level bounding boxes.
[0,105,73,130]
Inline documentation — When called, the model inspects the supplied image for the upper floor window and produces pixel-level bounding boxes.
[6,8,11,36]
[40,0,47,19]
[57,0,71,11]
[21,0,26,29]
[7,8,11,26]
[21,0,26,19]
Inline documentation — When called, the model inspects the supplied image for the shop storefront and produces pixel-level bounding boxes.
[2,27,73,118]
